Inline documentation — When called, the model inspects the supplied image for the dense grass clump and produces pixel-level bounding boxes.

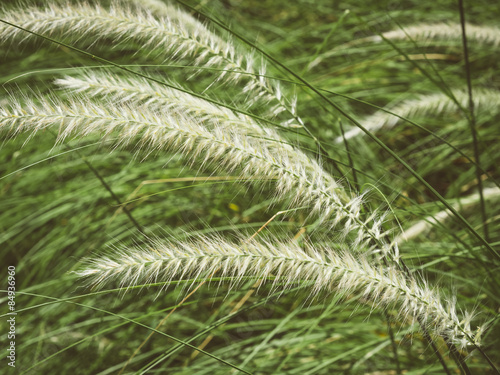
[0,0,499,374]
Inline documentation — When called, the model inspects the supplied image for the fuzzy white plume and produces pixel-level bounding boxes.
[55,72,271,137]
[376,23,500,47]
[336,88,500,142]
[76,236,483,349]
[0,1,301,126]
[398,187,500,242]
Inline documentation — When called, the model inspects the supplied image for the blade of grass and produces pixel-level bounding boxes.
[457,0,489,242]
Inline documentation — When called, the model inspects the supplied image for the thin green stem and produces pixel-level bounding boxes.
[338,118,358,189]
[457,0,489,242]
[385,312,402,375]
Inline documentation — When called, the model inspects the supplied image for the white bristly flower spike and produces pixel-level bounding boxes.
[335,88,500,143]
[75,236,483,349]
[54,72,273,137]
[0,1,302,127]
[0,93,394,254]
[374,22,500,47]
[397,187,500,242]
[121,0,210,34]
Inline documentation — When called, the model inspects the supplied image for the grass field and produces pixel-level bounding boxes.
[0,0,499,374]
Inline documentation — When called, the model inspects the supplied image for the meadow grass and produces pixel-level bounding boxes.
[0,0,499,374]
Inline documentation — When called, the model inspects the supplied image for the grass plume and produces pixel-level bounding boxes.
[77,236,483,349]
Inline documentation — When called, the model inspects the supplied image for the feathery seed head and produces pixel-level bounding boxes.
[75,236,481,349]
[0,1,302,126]
[377,22,500,47]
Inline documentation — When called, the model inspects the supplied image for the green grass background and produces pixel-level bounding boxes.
[0,0,499,373]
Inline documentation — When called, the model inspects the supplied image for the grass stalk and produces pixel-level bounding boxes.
[457,0,489,243]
